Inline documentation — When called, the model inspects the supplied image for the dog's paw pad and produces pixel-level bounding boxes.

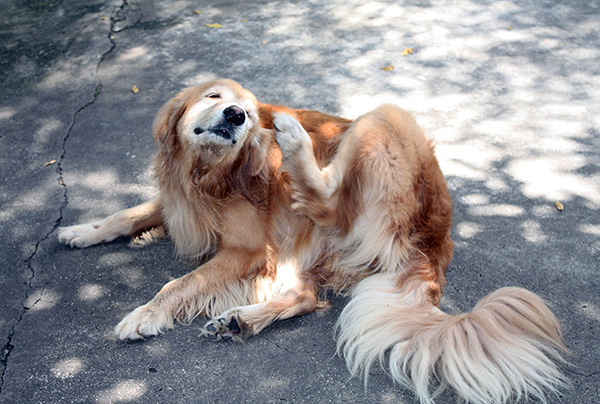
[202,311,244,342]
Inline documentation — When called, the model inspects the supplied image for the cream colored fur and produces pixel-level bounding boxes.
[336,273,568,404]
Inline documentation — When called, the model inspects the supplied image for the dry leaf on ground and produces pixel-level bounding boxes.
[381,64,395,71]
[555,201,564,211]
[43,159,56,167]
[402,48,413,55]
[205,23,222,28]
[131,85,139,94]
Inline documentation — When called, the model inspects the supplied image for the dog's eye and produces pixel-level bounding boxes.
[206,93,221,99]
[194,127,204,135]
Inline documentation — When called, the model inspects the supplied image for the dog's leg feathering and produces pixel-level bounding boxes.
[115,247,272,341]
[202,258,321,342]
[58,196,163,248]
[336,272,569,404]
[202,285,319,341]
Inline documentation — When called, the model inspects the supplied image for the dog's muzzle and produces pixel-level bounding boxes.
[208,106,246,144]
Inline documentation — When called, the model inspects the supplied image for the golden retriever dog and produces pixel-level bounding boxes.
[59,79,567,403]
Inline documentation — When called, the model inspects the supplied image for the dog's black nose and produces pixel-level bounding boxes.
[223,106,245,126]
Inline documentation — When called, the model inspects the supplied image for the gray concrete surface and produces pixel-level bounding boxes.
[1,0,598,403]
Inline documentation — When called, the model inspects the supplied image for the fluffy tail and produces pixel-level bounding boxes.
[336,273,568,404]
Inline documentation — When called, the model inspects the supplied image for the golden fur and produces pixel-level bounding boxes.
[59,79,567,403]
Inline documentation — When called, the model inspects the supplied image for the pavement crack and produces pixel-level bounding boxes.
[264,335,318,361]
[111,0,144,34]
[0,213,54,394]
[0,3,125,395]
[567,368,600,378]
[56,0,135,223]
[264,336,294,354]
[0,328,15,395]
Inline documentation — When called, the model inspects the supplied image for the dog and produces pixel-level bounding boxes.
[59,79,567,403]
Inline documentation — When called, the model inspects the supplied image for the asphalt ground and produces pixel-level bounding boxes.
[0,0,598,403]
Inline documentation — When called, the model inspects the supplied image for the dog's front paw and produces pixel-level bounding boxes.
[58,222,110,248]
[202,310,246,342]
[114,304,170,341]
[273,113,312,157]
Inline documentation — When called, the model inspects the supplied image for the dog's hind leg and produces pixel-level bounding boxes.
[58,196,164,248]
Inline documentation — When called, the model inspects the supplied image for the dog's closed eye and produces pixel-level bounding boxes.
[206,93,221,99]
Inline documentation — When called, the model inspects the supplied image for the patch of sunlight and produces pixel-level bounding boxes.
[51,358,85,379]
[436,144,505,187]
[96,380,148,404]
[78,283,106,301]
[37,69,76,90]
[24,288,60,311]
[507,157,600,208]
[577,301,600,322]
[183,71,219,87]
[484,176,510,192]
[259,377,288,389]
[381,391,405,404]
[461,194,490,205]
[115,266,145,289]
[5,183,57,221]
[520,220,548,243]
[530,204,556,218]
[118,46,150,61]
[455,222,483,239]
[34,118,64,148]
[274,260,300,291]
[144,341,171,357]
[341,93,405,119]
[437,143,502,170]
[474,119,515,138]
[468,204,525,217]
[578,224,600,236]
[78,169,120,190]
[0,107,16,120]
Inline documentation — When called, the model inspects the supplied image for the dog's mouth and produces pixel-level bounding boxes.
[208,125,237,144]
[194,105,247,146]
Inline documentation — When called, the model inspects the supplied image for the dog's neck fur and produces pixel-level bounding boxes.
[154,127,275,261]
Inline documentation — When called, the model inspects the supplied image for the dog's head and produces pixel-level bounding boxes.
[153,79,265,161]
[153,79,270,201]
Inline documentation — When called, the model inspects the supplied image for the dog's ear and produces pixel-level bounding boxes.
[247,127,271,177]
[225,127,271,206]
[153,93,188,154]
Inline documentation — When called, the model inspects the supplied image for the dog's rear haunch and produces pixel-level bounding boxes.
[58,79,568,403]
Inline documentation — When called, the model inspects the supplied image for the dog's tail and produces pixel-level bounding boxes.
[336,269,568,404]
